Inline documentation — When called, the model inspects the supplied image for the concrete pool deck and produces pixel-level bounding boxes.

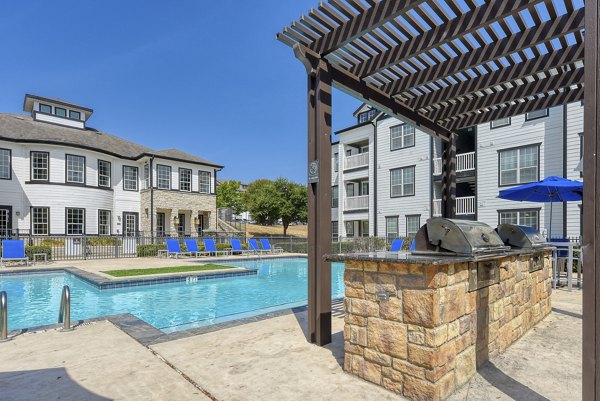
[0,288,582,400]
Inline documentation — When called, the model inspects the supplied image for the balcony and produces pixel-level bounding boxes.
[433,151,476,175]
[344,152,369,170]
[432,196,476,216]
[344,195,369,211]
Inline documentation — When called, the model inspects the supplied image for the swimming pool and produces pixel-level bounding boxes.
[0,258,344,333]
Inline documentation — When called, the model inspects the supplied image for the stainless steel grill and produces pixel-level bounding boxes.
[496,224,548,250]
[413,218,510,257]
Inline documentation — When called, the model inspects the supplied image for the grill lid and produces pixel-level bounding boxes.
[414,218,510,256]
[496,224,547,249]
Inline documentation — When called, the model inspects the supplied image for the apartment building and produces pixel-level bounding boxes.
[0,94,223,237]
[332,102,583,240]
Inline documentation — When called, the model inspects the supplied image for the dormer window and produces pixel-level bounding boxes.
[358,109,378,123]
[69,110,81,120]
[39,104,52,114]
[55,107,67,118]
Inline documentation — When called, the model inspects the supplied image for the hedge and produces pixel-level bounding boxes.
[137,244,167,257]
[25,245,52,260]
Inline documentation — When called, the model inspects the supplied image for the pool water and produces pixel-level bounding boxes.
[0,258,344,333]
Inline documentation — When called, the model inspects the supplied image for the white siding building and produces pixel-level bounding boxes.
[0,94,222,237]
[332,102,584,240]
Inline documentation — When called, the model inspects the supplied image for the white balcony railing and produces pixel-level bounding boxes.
[432,152,475,175]
[456,196,476,215]
[344,195,369,210]
[344,152,369,170]
[432,196,476,216]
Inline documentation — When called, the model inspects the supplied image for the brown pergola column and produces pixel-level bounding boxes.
[306,58,333,345]
[583,0,599,397]
[441,133,457,218]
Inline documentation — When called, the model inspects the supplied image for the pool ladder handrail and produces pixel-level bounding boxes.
[58,285,73,331]
[0,291,7,341]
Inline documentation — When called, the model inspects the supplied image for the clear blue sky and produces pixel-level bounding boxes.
[0,0,361,183]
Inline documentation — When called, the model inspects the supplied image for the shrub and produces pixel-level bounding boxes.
[88,237,122,246]
[137,244,167,257]
[25,245,52,260]
[40,238,63,247]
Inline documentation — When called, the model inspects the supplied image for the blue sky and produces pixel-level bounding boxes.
[0,1,361,183]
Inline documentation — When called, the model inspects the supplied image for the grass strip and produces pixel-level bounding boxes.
[102,264,235,277]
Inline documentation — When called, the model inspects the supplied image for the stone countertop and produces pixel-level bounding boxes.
[324,248,553,265]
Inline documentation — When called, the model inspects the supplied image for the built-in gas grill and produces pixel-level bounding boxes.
[496,224,551,272]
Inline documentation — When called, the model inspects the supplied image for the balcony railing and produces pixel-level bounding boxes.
[344,152,369,170]
[432,196,476,216]
[344,195,369,210]
[433,151,476,175]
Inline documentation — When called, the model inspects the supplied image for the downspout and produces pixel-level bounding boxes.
[150,156,154,239]
[372,118,378,236]
[562,104,568,238]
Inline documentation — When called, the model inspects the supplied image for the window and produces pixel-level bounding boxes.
[179,168,192,192]
[55,107,67,117]
[156,212,165,236]
[66,208,85,235]
[31,151,49,181]
[334,153,339,172]
[199,171,211,193]
[360,181,369,196]
[66,155,85,184]
[31,207,49,235]
[332,186,339,208]
[98,160,111,187]
[69,110,81,120]
[390,166,415,197]
[39,104,52,114]
[143,164,150,190]
[177,213,186,235]
[525,109,549,121]
[98,210,111,235]
[332,221,339,241]
[390,124,415,150]
[386,216,398,241]
[123,166,138,191]
[346,183,355,197]
[157,165,171,189]
[406,215,421,237]
[358,109,378,123]
[0,148,11,179]
[345,221,355,237]
[361,220,369,237]
[490,117,511,129]
[499,145,539,186]
[499,209,539,230]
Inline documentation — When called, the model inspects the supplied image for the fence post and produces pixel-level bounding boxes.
[115,237,119,259]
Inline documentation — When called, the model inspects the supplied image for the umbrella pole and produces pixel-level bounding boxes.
[549,201,553,239]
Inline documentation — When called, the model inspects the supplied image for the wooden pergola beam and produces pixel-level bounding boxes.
[430,67,584,123]
[444,84,584,131]
[353,0,538,78]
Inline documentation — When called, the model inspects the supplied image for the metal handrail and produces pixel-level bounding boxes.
[58,285,72,331]
[1,291,7,341]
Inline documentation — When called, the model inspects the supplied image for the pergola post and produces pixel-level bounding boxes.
[441,133,457,218]
[305,58,333,346]
[583,0,599,397]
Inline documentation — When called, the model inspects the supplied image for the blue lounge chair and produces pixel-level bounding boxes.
[259,238,283,254]
[184,239,207,257]
[165,239,191,259]
[1,240,29,266]
[203,238,230,256]
[228,238,250,255]
[389,239,404,252]
[410,239,416,252]
[248,238,269,254]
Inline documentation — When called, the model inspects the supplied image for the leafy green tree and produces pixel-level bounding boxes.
[244,179,281,226]
[274,177,307,236]
[217,180,245,215]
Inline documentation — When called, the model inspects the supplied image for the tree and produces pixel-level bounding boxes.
[244,179,281,226]
[216,180,245,215]
[274,177,307,236]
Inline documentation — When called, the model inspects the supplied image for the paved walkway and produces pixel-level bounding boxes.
[0,288,582,400]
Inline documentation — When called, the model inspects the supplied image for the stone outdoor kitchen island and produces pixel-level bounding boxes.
[327,248,552,401]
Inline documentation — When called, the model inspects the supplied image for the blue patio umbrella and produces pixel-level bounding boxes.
[498,176,583,238]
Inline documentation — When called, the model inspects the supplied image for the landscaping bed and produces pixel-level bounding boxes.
[102,264,235,277]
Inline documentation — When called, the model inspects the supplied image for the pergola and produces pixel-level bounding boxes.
[277,0,599,397]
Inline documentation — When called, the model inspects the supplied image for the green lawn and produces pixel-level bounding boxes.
[102,264,235,277]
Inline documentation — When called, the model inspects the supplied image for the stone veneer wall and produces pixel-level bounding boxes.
[343,252,552,401]
[140,190,217,233]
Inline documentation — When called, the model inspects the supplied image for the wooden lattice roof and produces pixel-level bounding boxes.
[277,0,585,140]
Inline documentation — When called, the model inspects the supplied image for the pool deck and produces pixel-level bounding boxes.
[0,288,582,400]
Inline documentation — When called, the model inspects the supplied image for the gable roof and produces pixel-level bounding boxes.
[0,114,223,168]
